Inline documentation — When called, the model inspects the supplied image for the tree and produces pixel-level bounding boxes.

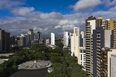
[55,40,63,48]
[34,52,42,60]
[30,44,39,52]
[50,56,61,63]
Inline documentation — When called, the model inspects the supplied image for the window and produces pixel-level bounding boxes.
[81,54,82,60]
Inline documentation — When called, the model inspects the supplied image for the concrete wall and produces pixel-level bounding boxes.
[104,30,112,48]
[88,20,96,34]
[111,55,116,77]
[108,49,116,77]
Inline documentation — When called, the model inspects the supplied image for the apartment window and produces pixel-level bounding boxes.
[84,50,85,53]
[81,54,82,60]
[80,50,82,53]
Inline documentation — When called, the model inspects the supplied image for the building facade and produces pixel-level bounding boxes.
[71,27,80,57]
[111,55,116,77]
[100,48,116,77]
[80,31,85,47]
[92,27,114,77]
[51,33,55,45]
[45,39,50,44]
[28,29,34,41]
[85,16,96,76]
[108,19,116,48]
[78,47,86,70]
[63,31,69,47]
[37,31,42,44]
[10,35,15,44]
[0,29,10,52]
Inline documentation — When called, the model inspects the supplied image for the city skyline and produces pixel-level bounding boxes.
[0,0,116,37]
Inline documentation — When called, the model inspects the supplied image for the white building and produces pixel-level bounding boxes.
[46,39,50,44]
[51,33,55,45]
[71,27,86,70]
[63,31,69,47]
[71,27,80,57]
[78,47,86,70]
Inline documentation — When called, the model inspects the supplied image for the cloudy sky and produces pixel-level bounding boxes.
[0,0,116,38]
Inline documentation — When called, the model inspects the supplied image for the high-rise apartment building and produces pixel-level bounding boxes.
[51,33,55,45]
[108,19,116,48]
[92,27,114,77]
[10,35,15,44]
[24,33,31,47]
[0,28,10,52]
[85,16,96,76]
[4,32,10,52]
[28,29,34,41]
[45,39,50,44]
[17,37,20,47]
[37,32,42,40]
[100,48,116,77]
[0,29,5,52]
[71,27,80,57]
[78,47,86,70]
[17,36,26,47]
[71,27,86,70]
[85,16,112,76]
[80,31,85,47]
[37,31,42,44]
[63,31,69,47]
[101,20,108,30]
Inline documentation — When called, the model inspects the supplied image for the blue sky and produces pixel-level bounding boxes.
[0,0,116,37]
[0,0,78,19]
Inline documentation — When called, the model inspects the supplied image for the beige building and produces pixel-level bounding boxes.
[108,19,116,48]
[100,48,116,77]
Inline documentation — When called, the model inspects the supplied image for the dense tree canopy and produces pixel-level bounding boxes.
[0,43,88,77]
[55,40,63,48]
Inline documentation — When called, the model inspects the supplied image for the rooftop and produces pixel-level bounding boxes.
[10,68,48,77]
[18,60,52,70]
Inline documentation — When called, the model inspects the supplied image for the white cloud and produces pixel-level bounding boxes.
[40,12,64,19]
[3,9,116,37]
[92,11,116,19]
[0,12,84,37]
[58,20,78,25]
[103,0,116,7]
[62,24,75,31]
[70,0,102,12]
[109,6,116,11]
[54,25,61,29]
[1,0,116,38]
[11,7,35,16]
[0,0,24,9]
